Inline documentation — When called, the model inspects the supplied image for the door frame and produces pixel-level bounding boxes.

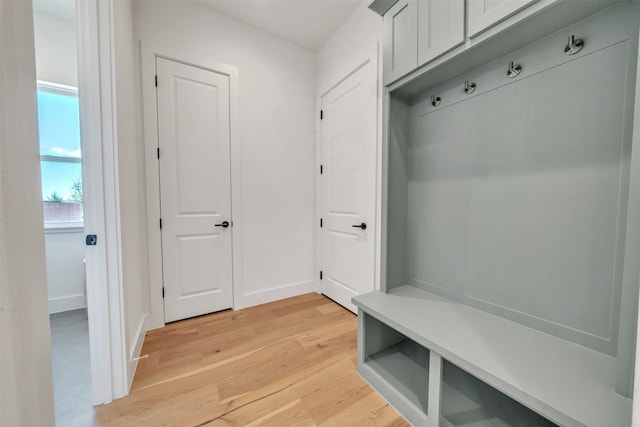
[76,0,128,403]
[140,45,243,329]
[316,44,383,299]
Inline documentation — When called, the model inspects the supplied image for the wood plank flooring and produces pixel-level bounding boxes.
[94,293,409,427]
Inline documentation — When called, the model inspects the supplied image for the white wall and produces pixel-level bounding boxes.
[33,10,77,86]
[112,0,151,387]
[45,229,86,313]
[134,0,316,319]
[0,1,55,425]
[316,1,382,95]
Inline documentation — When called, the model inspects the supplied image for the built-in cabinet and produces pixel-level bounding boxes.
[383,0,590,86]
[384,0,465,85]
[383,0,418,85]
[417,0,464,69]
[359,1,639,426]
[467,0,538,37]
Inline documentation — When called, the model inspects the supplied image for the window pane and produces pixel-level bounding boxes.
[37,90,81,158]
[37,87,83,225]
[41,161,83,223]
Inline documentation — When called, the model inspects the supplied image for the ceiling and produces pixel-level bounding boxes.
[197,0,362,51]
[31,0,363,52]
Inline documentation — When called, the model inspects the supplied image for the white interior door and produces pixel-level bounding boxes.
[321,59,377,313]
[157,57,233,323]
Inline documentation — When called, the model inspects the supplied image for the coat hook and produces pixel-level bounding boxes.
[564,35,584,55]
[464,80,476,94]
[507,61,522,78]
[431,95,441,107]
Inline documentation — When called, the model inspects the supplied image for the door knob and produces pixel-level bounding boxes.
[352,222,367,230]
[215,221,230,228]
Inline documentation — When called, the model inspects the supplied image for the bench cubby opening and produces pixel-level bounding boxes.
[358,312,430,425]
[440,360,556,427]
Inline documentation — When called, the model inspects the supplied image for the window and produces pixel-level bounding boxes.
[37,82,83,226]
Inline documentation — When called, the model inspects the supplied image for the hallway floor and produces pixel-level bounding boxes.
[50,309,94,427]
[94,293,408,426]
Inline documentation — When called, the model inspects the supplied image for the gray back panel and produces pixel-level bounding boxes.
[407,41,633,354]
[386,96,412,291]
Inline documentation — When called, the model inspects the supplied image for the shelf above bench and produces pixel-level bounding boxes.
[353,286,632,426]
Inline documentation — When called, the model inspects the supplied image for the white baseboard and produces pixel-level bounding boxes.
[48,294,86,314]
[234,280,316,310]
[127,314,148,391]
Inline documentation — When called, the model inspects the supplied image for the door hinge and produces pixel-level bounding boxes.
[155,75,158,87]
[162,287,165,298]
[320,218,323,228]
[159,218,162,229]
[157,147,160,159]
[320,110,323,120]
[320,164,323,175]
[320,271,323,280]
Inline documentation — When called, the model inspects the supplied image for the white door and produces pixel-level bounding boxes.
[321,58,377,313]
[157,57,233,323]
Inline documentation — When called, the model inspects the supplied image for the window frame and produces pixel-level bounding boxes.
[37,81,84,230]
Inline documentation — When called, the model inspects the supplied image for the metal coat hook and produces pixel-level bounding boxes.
[507,61,522,78]
[564,35,584,55]
[464,80,476,94]
[431,95,441,107]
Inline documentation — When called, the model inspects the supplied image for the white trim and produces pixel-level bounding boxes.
[374,41,383,293]
[48,294,86,314]
[98,0,127,400]
[76,0,127,404]
[127,314,148,390]
[314,69,323,295]
[76,0,111,405]
[40,155,82,163]
[316,43,381,297]
[141,43,243,329]
[44,223,83,233]
[233,280,316,310]
[228,58,245,320]
[140,42,163,330]
[314,106,321,294]
[36,80,78,96]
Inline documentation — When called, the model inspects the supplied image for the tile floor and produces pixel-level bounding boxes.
[50,309,94,427]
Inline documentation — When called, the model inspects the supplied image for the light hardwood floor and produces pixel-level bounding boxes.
[94,293,409,427]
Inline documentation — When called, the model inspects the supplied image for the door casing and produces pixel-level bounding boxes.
[316,44,382,308]
[156,57,234,322]
[141,45,243,330]
[77,0,128,403]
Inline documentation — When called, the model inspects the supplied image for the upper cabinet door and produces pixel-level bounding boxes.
[417,0,465,67]
[468,0,538,37]
[383,0,418,85]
